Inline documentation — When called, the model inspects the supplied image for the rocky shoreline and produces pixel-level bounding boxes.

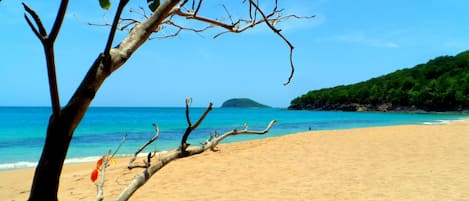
[288,102,469,113]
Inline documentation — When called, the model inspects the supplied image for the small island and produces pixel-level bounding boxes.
[221,98,271,108]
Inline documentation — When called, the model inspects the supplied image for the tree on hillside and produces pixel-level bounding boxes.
[16,0,310,200]
[290,51,469,112]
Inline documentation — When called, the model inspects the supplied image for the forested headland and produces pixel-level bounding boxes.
[289,50,469,112]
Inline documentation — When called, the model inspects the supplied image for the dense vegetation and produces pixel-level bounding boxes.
[289,51,469,112]
[221,98,271,108]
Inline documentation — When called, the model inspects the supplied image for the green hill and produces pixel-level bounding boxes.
[221,98,270,108]
[289,50,469,112]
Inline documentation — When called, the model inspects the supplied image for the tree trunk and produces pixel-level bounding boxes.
[28,116,72,201]
[28,56,109,201]
[26,0,179,194]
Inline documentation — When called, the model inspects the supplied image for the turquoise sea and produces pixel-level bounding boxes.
[0,107,467,170]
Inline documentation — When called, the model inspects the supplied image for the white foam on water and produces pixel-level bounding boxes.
[422,118,468,125]
[0,161,37,170]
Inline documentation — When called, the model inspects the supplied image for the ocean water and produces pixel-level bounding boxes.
[0,107,467,170]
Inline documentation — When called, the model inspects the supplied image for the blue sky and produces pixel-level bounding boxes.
[2,0,469,107]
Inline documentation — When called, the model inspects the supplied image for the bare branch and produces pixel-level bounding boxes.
[180,0,189,8]
[88,21,112,27]
[193,0,203,16]
[156,20,213,38]
[208,120,277,151]
[88,17,140,32]
[119,18,140,31]
[90,0,311,85]
[95,133,126,201]
[115,118,276,201]
[112,133,127,158]
[116,151,179,201]
[128,124,160,169]
[49,0,69,42]
[22,3,47,38]
[22,1,66,117]
[173,5,281,39]
[191,103,212,130]
[248,0,294,85]
[180,101,213,152]
[103,0,130,72]
[95,152,110,201]
[173,9,235,30]
[23,14,43,40]
[221,4,235,25]
[185,98,192,126]
[130,6,150,19]
[172,0,311,85]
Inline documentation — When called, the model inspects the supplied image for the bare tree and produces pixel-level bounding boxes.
[20,0,311,200]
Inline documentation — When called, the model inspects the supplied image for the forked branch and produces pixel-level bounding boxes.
[115,117,276,201]
[94,135,126,201]
[170,0,313,85]
[180,99,213,152]
[22,1,70,116]
[128,123,160,169]
[90,0,312,85]
[103,0,130,71]
[248,0,294,85]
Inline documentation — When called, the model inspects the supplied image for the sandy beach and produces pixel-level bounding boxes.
[1,120,468,201]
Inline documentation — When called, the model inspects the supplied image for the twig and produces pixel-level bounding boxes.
[112,133,128,157]
[95,150,111,201]
[221,4,234,25]
[88,0,311,86]
[156,20,213,38]
[248,0,294,85]
[94,133,126,200]
[208,120,277,151]
[128,123,160,169]
[22,3,47,39]
[180,100,213,152]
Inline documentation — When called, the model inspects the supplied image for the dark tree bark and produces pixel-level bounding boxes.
[27,0,180,198]
[28,55,108,200]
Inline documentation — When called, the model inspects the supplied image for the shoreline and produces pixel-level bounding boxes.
[289,107,469,114]
[1,120,468,200]
[1,117,467,172]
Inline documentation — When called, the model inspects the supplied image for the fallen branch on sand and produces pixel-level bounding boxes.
[94,99,276,201]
